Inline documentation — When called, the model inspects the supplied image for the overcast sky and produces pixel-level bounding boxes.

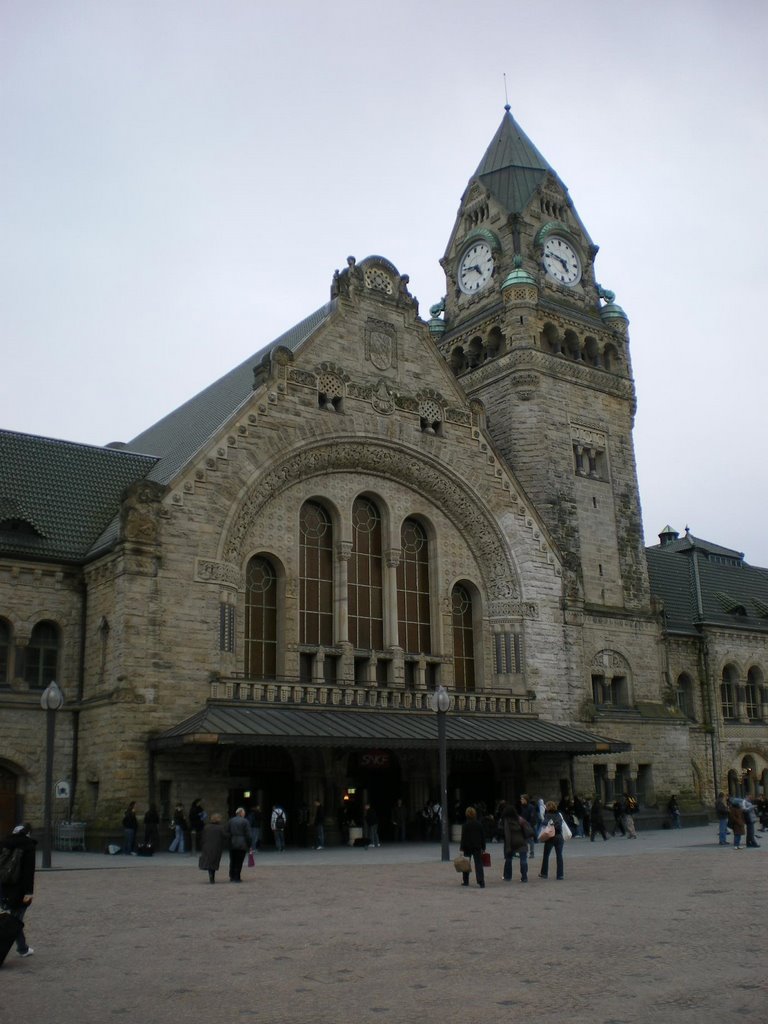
[3,1,767,563]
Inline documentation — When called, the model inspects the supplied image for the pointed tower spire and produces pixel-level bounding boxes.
[471,107,554,216]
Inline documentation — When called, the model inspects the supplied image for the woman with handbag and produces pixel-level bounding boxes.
[538,801,566,880]
[459,806,486,888]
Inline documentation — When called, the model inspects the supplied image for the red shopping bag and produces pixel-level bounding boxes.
[247,850,255,867]
[481,851,491,867]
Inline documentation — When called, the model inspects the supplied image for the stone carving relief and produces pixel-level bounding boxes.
[365,319,397,371]
[119,481,165,545]
[196,559,241,588]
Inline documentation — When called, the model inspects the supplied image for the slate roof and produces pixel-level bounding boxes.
[0,430,157,562]
[127,302,334,486]
[149,703,628,753]
[646,532,768,635]
[471,107,554,215]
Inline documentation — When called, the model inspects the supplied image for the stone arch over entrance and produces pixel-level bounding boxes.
[221,438,528,610]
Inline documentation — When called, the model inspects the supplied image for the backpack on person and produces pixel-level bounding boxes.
[0,847,23,886]
[275,811,286,830]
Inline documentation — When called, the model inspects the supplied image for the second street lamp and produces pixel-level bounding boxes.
[429,685,451,862]
[40,679,65,869]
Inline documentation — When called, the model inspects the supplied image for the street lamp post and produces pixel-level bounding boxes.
[40,680,64,869]
[429,685,451,862]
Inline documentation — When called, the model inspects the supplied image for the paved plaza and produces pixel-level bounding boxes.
[1,825,765,1023]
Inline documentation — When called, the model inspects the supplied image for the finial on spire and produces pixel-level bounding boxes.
[503,72,510,112]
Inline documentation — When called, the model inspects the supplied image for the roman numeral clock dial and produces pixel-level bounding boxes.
[542,236,582,286]
[458,240,494,294]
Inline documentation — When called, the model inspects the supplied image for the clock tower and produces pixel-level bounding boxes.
[436,106,650,613]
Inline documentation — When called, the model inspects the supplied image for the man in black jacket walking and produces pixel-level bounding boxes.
[0,823,37,959]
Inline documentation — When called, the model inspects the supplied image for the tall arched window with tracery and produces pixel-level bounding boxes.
[245,556,278,679]
[746,666,762,721]
[397,518,431,654]
[720,664,738,720]
[25,620,59,689]
[451,583,475,693]
[300,502,334,647]
[349,498,383,650]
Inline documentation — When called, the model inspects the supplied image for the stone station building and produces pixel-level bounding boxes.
[1,108,767,845]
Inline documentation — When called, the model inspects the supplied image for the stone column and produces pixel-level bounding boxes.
[384,548,401,650]
[335,542,352,645]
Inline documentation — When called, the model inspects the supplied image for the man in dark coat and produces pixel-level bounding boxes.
[225,808,252,882]
[0,823,37,958]
[502,802,531,882]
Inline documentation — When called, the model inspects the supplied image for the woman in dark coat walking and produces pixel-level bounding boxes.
[459,806,486,888]
[198,814,225,883]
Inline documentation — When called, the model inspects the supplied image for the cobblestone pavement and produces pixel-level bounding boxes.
[2,825,765,1023]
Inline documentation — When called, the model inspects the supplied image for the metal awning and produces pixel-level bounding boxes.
[148,704,628,754]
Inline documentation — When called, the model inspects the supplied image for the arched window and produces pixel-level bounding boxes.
[245,556,278,679]
[25,620,59,689]
[0,619,9,685]
[676,672,695,719]
[720,665,738,719]
[451,584,475,693]
[349,498,383,651]
[397,518,431,654]
[746,667,762,721]
[299,502,333,647]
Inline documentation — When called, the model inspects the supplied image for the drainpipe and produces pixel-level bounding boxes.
[68,579,88,818]
[691,549,720,798]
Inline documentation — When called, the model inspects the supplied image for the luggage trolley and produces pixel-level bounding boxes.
[54,821,87,851]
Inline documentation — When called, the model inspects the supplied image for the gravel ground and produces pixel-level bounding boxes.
[1,826,765,1023]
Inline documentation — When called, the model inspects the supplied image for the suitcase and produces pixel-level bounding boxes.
[136,843,154,857]
[0,911,23,966]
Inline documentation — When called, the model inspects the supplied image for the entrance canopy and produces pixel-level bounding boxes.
[148,704,628,754]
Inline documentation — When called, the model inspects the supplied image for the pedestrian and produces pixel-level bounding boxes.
[121,801,138,855]
[573,794,587,838]
[611,798,626,836]
[727,798,745,850]
[246,805,263,850]
[364,804,381,848]
[589,798,609,841]
[538,801,566,880]
[225,807,252,881]
[143,804,160,849]
[742,797,760,847]
[501,801,530,883]
[188,799,206,854]
[520,795,537,859]
[198,813,225,883]
[169,803,188,853]
[668,795,682,829]
[715,792,729,845]
[391,798,407,842]
[313,800,325,850]
[271,805,287,851]
[0,823,37,959]
[623,794,638,838]
[459,806,486,888]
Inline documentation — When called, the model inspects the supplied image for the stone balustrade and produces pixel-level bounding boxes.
[209,678,534,716]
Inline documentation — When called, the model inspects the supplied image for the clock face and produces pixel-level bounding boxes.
[542,236,581,286]
[458,240,494,294]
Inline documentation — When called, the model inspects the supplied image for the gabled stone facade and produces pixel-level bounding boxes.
[1,111,766,846]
